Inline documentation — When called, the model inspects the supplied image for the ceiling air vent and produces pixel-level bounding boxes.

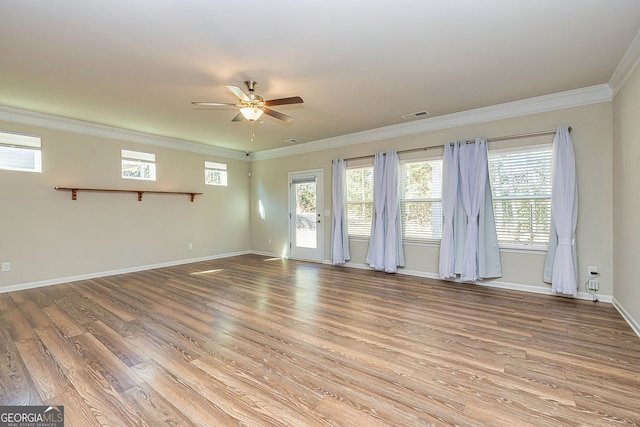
[401,111,430,120]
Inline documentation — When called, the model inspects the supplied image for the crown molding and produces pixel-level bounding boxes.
[1,83,613,162]
[0,106,249,161]
[610,28,640,96]
[252,84,612,161]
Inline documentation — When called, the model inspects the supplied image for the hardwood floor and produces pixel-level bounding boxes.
[1,254,639,426]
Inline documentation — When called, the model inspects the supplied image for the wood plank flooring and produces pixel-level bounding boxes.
[1,254,639,426]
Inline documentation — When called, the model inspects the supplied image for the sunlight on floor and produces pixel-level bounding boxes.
[190,269,224,275]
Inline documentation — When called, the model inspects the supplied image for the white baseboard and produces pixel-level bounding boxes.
[612,297,640,338]
[0,251,251,294]
[328,261,613,303]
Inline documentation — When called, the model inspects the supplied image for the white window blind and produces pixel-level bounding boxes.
[346,166,374,237]
[400,159,443,241]
[0,131,42,172]
[488,144,552,247]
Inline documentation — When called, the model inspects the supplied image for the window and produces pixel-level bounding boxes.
[122,149,156,181]
[488,144,552,247]
[346,166,374,237]
[0,131,42,172]
[205,161,227,186]
[346,161,443,241]
[400,159,443,241]
[344,144,550,247]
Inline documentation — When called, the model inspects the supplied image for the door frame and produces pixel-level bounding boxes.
[288,169,324,262]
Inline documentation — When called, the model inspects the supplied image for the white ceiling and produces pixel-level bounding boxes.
[2,1,640,155]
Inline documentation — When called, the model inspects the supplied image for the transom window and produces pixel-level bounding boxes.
[121,149,156,181]
[0,131,42,173]
[205,161,227,186]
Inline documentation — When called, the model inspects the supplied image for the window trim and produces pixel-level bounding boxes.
[345,165,374,238]
[488,142,552,249]
[399,157,443,243]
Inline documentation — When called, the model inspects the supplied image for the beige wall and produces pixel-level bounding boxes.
[0,98,623,323]
[613,63,640,328]
[0,121,251,289]
[251,102,614,296]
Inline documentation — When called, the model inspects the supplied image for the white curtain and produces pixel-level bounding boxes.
[543,125,578,296]
[457,139,488,281]
[444,139,502,281]
[477,171,502,279]
[384,151,405,273]
[331,158,350,264]
[366,152,386,270]
[439,142,459,279]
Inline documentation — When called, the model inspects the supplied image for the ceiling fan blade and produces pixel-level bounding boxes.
[226,85,250,102]
[191,101,237,107]
[263,108,294,123]
[264,96,304,107]
[231,112,244,122]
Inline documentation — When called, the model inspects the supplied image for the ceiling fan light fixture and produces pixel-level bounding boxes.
[240,106,264,121]
[191,80,303,142]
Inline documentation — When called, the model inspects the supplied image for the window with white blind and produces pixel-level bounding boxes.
[121,149,156,181]
[400,159,443,241]
[205,161,227,186]
[488,144,552,247]
[0,131,42,173]
[343,144,551,246]
[346,166,374,237]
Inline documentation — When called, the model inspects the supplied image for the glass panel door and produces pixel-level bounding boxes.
[289,170,323,262]
[294,180,317,249]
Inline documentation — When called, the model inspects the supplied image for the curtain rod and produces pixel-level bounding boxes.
[339,126,571,162]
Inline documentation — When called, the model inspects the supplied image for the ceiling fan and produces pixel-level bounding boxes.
[192,80,303,141]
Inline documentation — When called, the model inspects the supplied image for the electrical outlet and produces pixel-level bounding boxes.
[188,243,193,250]
[588,265,598,275]
[587,279,599,291]
[1,262,10,272]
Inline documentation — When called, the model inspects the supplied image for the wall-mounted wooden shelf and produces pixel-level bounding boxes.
[55,187,203,202]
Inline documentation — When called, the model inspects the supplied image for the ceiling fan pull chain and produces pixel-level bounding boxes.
[250,121,255,142]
